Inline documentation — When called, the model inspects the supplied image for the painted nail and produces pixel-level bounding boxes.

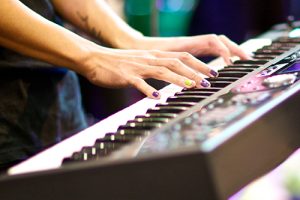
[200,80,210,88]
[210,69,218,77]
[184,79,195,87]
[152,91,160,98]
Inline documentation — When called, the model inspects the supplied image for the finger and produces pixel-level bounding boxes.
[150,50,218,78]
[145,65,210,89]
[218,35,252,60]
[208,35,232,65]
[146,57,204,86]
[129,77,161,99]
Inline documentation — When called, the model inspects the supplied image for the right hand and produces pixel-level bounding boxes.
[80,48,218,99]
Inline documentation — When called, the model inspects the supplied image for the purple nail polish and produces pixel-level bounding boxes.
[152,91,160,98]
[200,80,210,88]
[210,69,218,77]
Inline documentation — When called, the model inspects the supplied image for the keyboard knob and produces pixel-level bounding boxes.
[262,74,297,88]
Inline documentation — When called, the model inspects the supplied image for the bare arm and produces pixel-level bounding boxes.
[52,0,251,64]
[0,0,99,74]
[52,0,143,49]
[1,0,219,99]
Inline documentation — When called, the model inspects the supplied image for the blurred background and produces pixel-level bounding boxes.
[79,0,300,124]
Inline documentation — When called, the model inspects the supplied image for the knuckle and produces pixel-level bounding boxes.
[155,67,169,77]
[218,34,226,39]
[129,77,141,86]
[170,58,181,67]
[219,46,230,55]
[86,68,98,84]
[208,34,219,46]
[180,52,192,61]
[209,34,218,40]
[190,72,199,81]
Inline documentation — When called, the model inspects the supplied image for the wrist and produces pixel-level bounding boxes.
[113,30,144,49]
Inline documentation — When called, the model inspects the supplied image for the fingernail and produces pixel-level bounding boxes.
[210,69,218,77]
[184,79,195,87]
[152,91,160,98]
[200,80,210,88]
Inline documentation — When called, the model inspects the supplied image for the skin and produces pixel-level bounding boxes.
[0,0,251,99]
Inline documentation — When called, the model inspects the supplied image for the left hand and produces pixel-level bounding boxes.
[135,34,251,65]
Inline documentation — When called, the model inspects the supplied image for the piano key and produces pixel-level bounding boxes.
[218,71,249,78]
[275,37,300,43]
[156,102,196,107]
[252,55,276,60]
[104,132,131,141]
[147,106,188,114]
[225,64,260,69]
[206,77,240,82]
[233,59,269,65]
[254,52,282,56]
[131,117,170,123]
[167,95,207,103]
[118,123,158,131]
[219,68,254,72]
[181,87,222,92]
[208,81,233,88]
[104,132,141,142]
[261,46,291,51]
[139,113,178,118]
[125,121,164,128]
[117,130,151,137]
[175,91,215,96]
[81,146,111,158]
[255,49,286,54]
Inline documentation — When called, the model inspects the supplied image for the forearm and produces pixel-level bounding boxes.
[52,0,143,49]
[0,0,103,74]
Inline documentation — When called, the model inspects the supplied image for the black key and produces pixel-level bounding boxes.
[156,102,196,107]
[182,87,222,92]
[206,77,239,82]
[209,81,232,88]
[254,52,282,57]
[219,68,254,73]
[175,91,215,96]
[81,146,111,158]
[118,124,155,131]
[234,60,268,65]
[125,121,163,129]
[133,117,170,123]
[147,106,188,114]
[261,46,291,51]
[275,37,300,43]
[167,95,207,103]
[94,138,126,150]
[117,129,151,136]
[104,132,138,142]
[62,157,73,164]
[139,113,178,118]
[255,49,285,55]
[218,71,249,78]
[226,64,260,69]
[70,152,84,161]
[253,55,276,60]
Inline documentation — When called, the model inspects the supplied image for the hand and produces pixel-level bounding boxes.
[135,34,251,65]
[79,47,218,99]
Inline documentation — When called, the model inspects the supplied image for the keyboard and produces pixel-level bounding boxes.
[1,35,300,200]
